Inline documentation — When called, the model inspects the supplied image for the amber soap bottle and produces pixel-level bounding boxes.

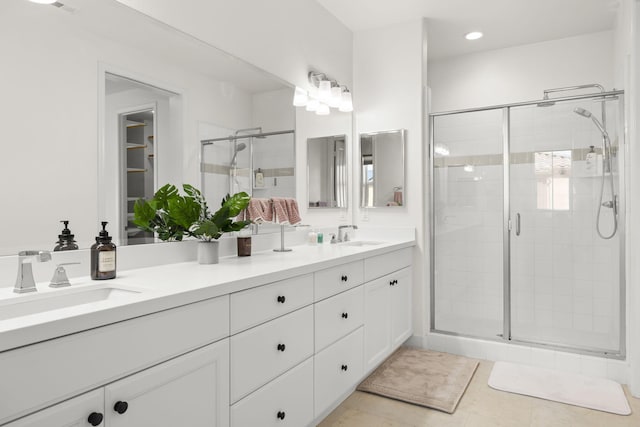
[91,221,116,280]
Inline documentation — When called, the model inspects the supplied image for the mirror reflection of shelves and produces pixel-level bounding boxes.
[122,110,155,245]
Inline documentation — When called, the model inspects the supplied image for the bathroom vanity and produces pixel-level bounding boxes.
[0,238,414,426]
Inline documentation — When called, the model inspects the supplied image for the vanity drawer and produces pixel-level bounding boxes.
[315,285,364,352]
[314,327,364,417]
[230,305,314,403]
[314,260,364,301]
[231,358,313,427]
[0,295,229,425]
[230,274,313,334]
[364,247,412,282]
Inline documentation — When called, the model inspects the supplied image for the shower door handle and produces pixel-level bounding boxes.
[515,213,521,236]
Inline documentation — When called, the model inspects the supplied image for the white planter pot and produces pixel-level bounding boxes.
[197,241,219,264]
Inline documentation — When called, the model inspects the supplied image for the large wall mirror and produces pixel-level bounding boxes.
[0,0,294,255]
[360,129,406,208]
[307,135,348,209]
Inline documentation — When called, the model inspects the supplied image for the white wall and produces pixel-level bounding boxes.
[353,19,428,339]
[115,0,353,90]
[428,31,615,112]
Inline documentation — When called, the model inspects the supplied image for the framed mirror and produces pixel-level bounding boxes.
[0,0,294,255]
[307,135,348,209]
[360,129,406,208]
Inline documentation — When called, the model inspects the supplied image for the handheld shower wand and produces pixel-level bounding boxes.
[573,107,617,239]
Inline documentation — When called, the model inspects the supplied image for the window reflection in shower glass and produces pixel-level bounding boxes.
[534,150,571,211]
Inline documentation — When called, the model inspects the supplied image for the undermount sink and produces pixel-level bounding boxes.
[340,240,385,247]
[0,285,144,321]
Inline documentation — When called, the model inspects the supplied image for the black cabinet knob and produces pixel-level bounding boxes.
[277,410,286,420]
[341,364,348,371]
[341,275,348,282]
[87,412,104,426]
[341,312,348,319]
[277,295,286,303]
[277,343,286,352]
[394,279,398,285]
[113,401,128,415]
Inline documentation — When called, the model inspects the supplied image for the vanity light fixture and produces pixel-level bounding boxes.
[293,71,353,115]
[316,103,330,115]
[293,87,309,107]
[465,31,483,40]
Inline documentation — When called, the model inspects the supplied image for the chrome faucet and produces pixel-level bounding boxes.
[337,225,358,242]
[15,250,52,293]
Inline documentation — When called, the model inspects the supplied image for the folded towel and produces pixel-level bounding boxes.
[272,197,301,225]
[240,198,273,224]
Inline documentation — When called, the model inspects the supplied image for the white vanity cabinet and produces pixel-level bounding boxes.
[1,243,414,427]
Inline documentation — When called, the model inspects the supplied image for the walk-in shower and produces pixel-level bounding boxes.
[429,86,625,357]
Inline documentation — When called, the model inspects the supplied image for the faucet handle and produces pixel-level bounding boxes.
[49,262,80,288]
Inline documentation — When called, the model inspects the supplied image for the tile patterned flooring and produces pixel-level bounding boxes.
[318,360,640,427]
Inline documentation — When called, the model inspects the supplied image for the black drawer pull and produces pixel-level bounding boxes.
[394,279,398,284]
[277,295,286,303]
[341,364,348,371]
[113,401,128,415]
[277,411,286,420]
[88,412,104,426]
[277,343,286,352]
[341,275,348,282]
[341,312,348,319]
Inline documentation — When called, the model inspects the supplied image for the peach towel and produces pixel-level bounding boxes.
[272,197,302,225]
[240,198,273,224]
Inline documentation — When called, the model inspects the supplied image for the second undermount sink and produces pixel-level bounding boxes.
[340,240,386,247]
[0,285,144,321]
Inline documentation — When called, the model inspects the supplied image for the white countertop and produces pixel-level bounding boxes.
[0,237,414,353]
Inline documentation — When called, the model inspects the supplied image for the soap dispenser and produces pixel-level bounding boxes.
[54,220,79,251]
[91,221,116,280]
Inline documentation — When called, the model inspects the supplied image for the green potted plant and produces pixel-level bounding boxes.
[133,184,251,264]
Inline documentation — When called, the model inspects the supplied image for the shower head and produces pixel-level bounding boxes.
[573,107,592,118]
[234,142,247,153]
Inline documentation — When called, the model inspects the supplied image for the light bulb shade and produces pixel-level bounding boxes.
[316,103,330,116]
[328,86,342,108]
[318,80,332,102]
[305,99,319,112]
[338,91,353,112]
[292,87,308,107]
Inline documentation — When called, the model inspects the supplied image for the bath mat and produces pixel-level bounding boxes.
[356,347,479,413]
[488,361,631,415]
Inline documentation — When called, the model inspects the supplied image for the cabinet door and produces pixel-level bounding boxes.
[314,328,364,417]
[105,340,229,427]
[363,277,391,372]
[391,267,413,348]
[5,389,104,427]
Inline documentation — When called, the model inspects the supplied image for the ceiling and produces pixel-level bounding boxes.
[316,0,619,60]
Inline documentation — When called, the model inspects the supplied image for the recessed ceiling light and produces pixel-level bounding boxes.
[28,0,57,3]
[465,31,483,40]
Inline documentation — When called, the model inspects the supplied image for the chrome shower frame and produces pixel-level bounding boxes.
[429,89,626,359]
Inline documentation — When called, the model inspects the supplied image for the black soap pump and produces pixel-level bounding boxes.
[54,220,79,251]
[91,221,116,280]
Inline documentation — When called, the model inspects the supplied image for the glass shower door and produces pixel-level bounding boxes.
[509,99,622,353]
[432,109,504,339]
